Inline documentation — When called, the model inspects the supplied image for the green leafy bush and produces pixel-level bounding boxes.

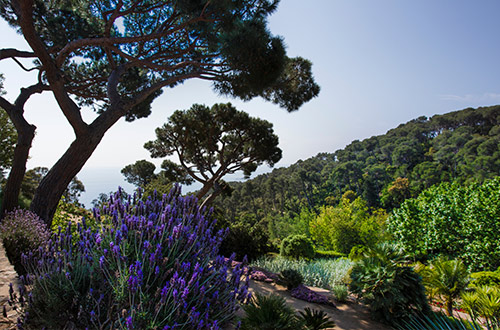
[470,271,500,288]
[389,177,500,271]
[349,243,430,325]
[219,221,270,261]
[315,250,345,260]
[0,209,50,274]
[297,308,335,330]
[309,193,388,254]
[280,234,315,260]
[279,269,304,290]
[240,293,303,330]
[348,245,369,261]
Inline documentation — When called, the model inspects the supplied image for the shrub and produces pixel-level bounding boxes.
[219,221,270,261]
[251,257,352,289]
[280,234,315,260]
[297,308,335,330]
[240,293,303,330]
[423,258,469,316]
[314,250,345,260]
[462,285,500,329]
[349,243,430,325]
[348,245,369,261]
[332,284,349,303]
[14,187,250,329]
[470,271,500,288]
[389,177,500,271]
[279,269,304,290]
[0,209,50,274]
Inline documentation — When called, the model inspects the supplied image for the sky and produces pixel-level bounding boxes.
[1,0,500,207]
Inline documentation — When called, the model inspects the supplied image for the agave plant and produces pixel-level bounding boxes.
[398,312,484,330]
[297,307,335,330]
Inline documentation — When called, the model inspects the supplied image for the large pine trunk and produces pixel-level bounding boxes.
[0,124,36,217]
[30,130,105,225]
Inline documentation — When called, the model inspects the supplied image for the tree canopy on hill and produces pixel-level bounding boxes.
[216,105,500,223]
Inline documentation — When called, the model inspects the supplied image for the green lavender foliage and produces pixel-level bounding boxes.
[331,284,349,303]
[251,257,352,289]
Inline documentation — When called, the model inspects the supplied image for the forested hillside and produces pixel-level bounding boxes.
[216,105,500,224]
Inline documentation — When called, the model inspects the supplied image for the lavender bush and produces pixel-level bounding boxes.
[0,209,50,275]
[14,186,250,329]
[290,285,335,307]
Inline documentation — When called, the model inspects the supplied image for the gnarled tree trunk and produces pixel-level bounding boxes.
[30,130,105,225]
[1,123,35,217]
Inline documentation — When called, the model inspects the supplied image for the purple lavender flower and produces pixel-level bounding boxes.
[125,316,133,329]
[13,185,248,329]
[290,284,335,307]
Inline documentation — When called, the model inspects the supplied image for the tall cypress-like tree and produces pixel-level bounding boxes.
[0,0,319,223]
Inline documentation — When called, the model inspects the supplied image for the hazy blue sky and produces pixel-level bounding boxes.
[1,0,500,207]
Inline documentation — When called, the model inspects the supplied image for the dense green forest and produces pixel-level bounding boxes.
[215,105,500,248]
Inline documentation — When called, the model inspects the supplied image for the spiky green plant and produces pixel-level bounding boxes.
[240,293,304,330]
[349,243,430,325]
[425,258,469,316]
[398,312,484,330]
[462,286,500,329]
[297,308,335,330]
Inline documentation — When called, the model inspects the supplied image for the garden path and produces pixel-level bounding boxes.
[0,245,18,329]
[248,280,392,330]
